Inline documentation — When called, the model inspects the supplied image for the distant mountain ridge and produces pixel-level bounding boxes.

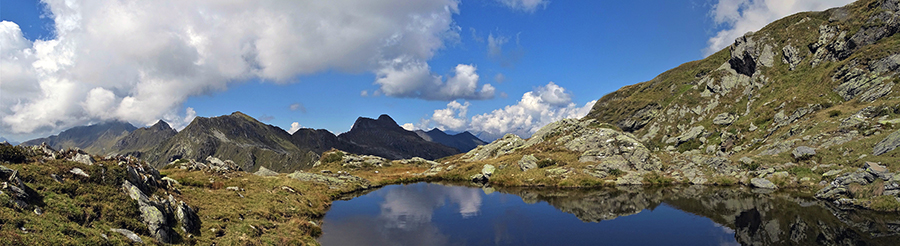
[414,128,486,152]
[21,112,465,172]
[21,121,137,155]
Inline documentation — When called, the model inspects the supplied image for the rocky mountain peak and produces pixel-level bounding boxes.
[149,120,174,131]
[350,114,403,131]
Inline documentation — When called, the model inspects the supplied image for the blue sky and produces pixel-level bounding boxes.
[0,0,854,142]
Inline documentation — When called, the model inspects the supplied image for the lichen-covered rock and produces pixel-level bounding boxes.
[751,178,777,189]
[782,44,804,70]
[287,171,371,189]
[666,126,705,145]
[874,129,900,156]
[481,165,495,178]
[71,153,94,165]
[175,201,201,233]
[461,134,525,162]
[253,166,279,176]
[712,113,736,125]
[518,154,538,172]
[110,228,143,244]
[791,146,816,160]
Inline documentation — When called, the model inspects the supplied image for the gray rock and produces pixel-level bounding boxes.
[461,134,525,162]
[750,178,777,189]
[253,166,279,177]
[823,169,843,177]
[69,168,90,178]
[616,104,660,132]
[110,228,143,244]
[175,201,201,233]
[667,126,705,145]
[740,157,754,165]
[71,153,94,165]
[816,185,848,200]
[791,146,816,160]
[782,44,804,70]
[471,174,488,184]
[518,154,538,172]
[713,113,737,125]
[481,165,495,178]
[874,129,900,156]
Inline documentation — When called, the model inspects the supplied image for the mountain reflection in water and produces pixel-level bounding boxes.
[319,183,900,245]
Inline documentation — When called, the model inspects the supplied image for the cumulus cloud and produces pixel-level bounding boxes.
[414,82,595,141]
[0,0,469,138]
[496,0,550,13]
[288,122,302,134]
[704,0,854,56]
[375,62,495,100]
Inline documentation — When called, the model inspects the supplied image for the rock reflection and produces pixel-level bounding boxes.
[495,185,900,245]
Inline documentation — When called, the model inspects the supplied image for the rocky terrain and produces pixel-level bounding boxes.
[432,0,900,210]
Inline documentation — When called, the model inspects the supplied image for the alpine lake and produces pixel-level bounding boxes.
[319,182,900,246]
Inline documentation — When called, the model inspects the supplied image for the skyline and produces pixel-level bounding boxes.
[0,0,855,142]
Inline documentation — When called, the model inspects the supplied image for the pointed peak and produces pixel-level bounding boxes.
[150,120,173,130]
[426,128,446,134]
[376,114,396,124]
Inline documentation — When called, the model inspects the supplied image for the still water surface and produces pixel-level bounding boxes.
[319,183,900,245]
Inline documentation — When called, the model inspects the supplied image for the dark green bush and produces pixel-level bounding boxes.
[828,110,842,118]
[0,144,26,163]
[536,159,557,168]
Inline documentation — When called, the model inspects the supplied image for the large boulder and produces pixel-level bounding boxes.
[750,178,777,189]
[518,155,538,172]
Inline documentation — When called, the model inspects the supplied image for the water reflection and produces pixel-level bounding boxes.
[320,183,900,245]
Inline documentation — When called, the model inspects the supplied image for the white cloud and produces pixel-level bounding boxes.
[417,82,595,141]
[430,100,470,132]
[470,82,595,140]
[496,0,550,13]
[288,122,302,134]
[401,123,416,131]
[0,0,466,137]
[487,33,508,58]
[494,73,506,83]
[374,61,495,100]
[289,103,306,113]
[704,0,854,56]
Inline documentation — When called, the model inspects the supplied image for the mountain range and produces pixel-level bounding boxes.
[19,112,481,172]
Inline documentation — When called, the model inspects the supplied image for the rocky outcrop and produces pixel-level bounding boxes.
[833,55,899,102]
[729,34,775,76]
[461,133,525,162]
[120,160,201,243]
[874,128,900,155]
[816,162,899,205]
[616,104,660,132]
[781,44,804,70]
[471,164,495,184]
[287,171,372,190]
[532,119,661,172]
[666,126,705,145]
